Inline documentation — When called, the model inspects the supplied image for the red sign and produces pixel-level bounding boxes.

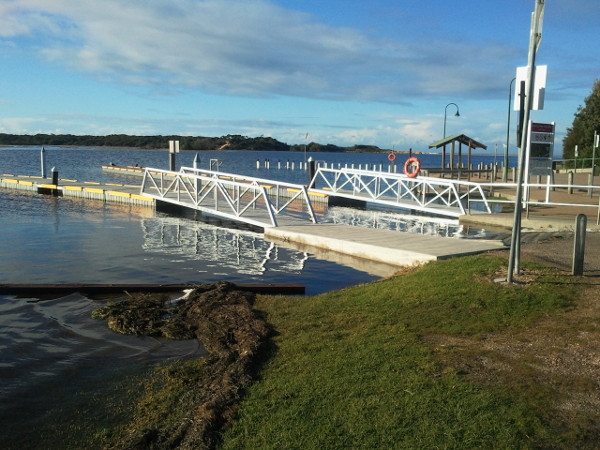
[531,122,554,133]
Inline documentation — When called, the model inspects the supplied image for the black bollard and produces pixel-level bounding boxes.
[51,168,59,186]
[308,158,316,187]
[572,214,587,276]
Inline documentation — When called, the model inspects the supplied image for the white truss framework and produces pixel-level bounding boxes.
[309,167,492,217]
[140,167,318,228]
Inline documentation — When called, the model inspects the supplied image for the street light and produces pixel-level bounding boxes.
[443,102,460,138]
[504,77,516,182]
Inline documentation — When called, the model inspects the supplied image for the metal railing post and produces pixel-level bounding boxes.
[568,172,574,194]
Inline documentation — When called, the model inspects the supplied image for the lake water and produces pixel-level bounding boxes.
[0,146,514,446]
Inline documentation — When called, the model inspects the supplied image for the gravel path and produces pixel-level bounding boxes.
[491,231,600,277]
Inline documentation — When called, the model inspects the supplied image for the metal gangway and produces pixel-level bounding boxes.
[140,166,318,228]
[308,166,492,218]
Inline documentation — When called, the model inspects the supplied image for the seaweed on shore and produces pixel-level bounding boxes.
[93,281,270,450]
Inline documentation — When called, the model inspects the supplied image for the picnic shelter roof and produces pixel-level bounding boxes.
[428,134,487,150]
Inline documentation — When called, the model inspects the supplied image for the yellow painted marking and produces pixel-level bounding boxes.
[60,178,77,182]
[39,184,58,189]
[308,191,328,198]
[106,183,123,186]
[131,194,154,202]
[108,191,131,198]
[84,188,104,194]
[2,174,14,176]
[18,181,34,186]
[64,186,83,191]
[84,181,101,185]
[4,179,19,184]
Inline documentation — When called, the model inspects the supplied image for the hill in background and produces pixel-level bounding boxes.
[0,133,387,153]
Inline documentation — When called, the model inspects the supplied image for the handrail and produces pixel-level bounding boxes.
[180,166,319,222]
[140,167,318,228]
[309,167,491,217]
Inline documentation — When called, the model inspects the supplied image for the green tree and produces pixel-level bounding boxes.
[563,79,600,163]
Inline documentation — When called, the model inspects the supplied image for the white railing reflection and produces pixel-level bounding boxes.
[323,207,492,239]
[141,216,309,276]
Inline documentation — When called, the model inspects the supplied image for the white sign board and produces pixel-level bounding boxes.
[169,140,180,154]
[514,65,547,111]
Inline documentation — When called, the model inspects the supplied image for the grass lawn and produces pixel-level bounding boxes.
[219,254,582,449]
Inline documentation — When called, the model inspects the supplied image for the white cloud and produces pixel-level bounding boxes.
[0,117,51,134]
[3,0,520,103]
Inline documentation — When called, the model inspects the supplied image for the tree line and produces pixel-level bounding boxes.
[0,133,384,153]
[563,79,600,164]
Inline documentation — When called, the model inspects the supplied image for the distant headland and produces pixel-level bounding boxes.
[0,133,415,153]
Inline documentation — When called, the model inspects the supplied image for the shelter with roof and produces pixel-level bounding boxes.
[428,134,487,171]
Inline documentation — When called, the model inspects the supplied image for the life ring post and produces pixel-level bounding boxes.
[388,152,396,162]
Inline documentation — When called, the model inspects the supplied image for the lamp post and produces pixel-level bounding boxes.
[443,102,460,138]
[504,77,516,182]
[303,132,308,167]
[442,103,460,170]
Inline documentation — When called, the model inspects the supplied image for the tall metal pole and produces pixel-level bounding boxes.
[304,133,308,166]
[593,130,598,181]
[507,0,545,283]
[506,0,545,283]
[504,78,516,182]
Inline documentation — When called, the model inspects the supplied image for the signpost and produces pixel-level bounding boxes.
[507,0,545,284]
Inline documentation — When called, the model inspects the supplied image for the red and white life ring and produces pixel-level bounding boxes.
[403,157,421,178]
[388,152,396,162]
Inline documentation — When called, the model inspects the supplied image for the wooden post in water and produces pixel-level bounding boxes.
[168,140,179,171]
[40,146,47,178]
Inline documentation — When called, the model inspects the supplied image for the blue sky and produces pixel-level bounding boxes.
[1,0,598,155]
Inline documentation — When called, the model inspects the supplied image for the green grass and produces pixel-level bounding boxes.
[220,255,576,449]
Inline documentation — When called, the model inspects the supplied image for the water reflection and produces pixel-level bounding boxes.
[141,215,309,276]
[323,206,494,239]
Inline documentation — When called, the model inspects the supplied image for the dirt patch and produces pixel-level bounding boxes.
[95,281,269,450]
[424,234,600,446]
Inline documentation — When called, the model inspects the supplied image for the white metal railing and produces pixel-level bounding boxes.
[140,167,318,228]
[309,167,492,217]
[475,181,600,224]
